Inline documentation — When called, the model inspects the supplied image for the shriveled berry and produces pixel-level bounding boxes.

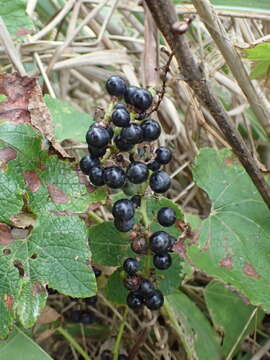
[112,109,130,127]
[139,279,155,297]
[114,217,134,232]
[104,166,126,188]
[123,258,140,275]
[88,145,107,158]
[106,75,127,97]
[150,171,171,193]
[127,161,149,184]
[149,231,170,255]
[131,237,148,254]
[155,146,172,164]
[131,88,153,112]
[141,119,161,141]
[112,199,134,220]
[120,123,143,144]
[131,195,141,208]
[124,86,140,105]
[147,160,161,171]
[114,103,127,110]
[145,290,164,310]
[157,207,176,227]
[123,275,141,291]
[127,291,143,310]
[114,135,133,151]
[86,126,110,148]
[89,166,105,186]
[153,253,172,270]
[79,155,100,175]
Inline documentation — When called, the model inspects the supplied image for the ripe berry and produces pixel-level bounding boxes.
[150,171,171,193]
[120,123,143,144]
[147,160,161,172]
[149,231,170,254]
[123,275,141,291]
[131,236,148,254]
[141,119,161,141]
[155,147,172,164]
[114,135,133,151]
[92,266,101,277]
[86,126,110,148]
[124,86,140,105]
[114,217,134,232]
[69,310,81,323]
[103,166,126,188]
[106,75,127,97]
[79,155,100,175]
[107,126,114,139]
[169,235,177,250]
[112,199,134,220]
[114,103,127,110]
[89,166,105,186]
[145,290,164,310]
[157,207,176,227]
[139,279,155,297]
[127,291,143,310]
[153,253,172,270]
[123,258,140,275]
[101,350,112,360]
[112,109,130,127]
[80,311,95,325]
[88,145,107,158]
[131,195,141,208]
[127,161,149,184]
[131,88,153,112]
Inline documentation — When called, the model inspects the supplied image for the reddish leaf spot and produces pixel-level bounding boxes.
[220,255,233,269]
[0,147,17,167]
[23,170,41,193]
[173,240,187,259]
[47,183,69,203]
[243,263,261,278]
[16,28,32,36]
[4,295,14,310]
[0,223,12,245]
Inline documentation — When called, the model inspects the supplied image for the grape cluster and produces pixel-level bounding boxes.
[79,75,177,311]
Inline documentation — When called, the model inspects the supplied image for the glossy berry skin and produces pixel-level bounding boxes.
[86,126,110,148]
[127,161,149,184]
[157,207,176,227]
[92,266,101,277]
[139,279,155,297]
[106,75,127,97]
[120,123,143,144]
[89,166,105,186]
[114,135,133,151]
[123,258,140,275]
[79,155,100,175]
[153,253,172,270]
[131,195,141,208]
[112,109,130,127]
[141,119,161,141]
[114,103,127,110]
[127,291,144,310]
[103,166,126,188]
[131,237,148,254]
[149,231,170,255]
[169,235,177,250]
[88,145,107,158]
[114,217,134,232]
[147,160,161,172]
[150,170,171,193]
[124,86,140,105]
[131,88,153,112]
[123,275,141,291]
[155,146,172,164]
[145,290,164,310]
[112,199,134,220]
[101,350,112,360]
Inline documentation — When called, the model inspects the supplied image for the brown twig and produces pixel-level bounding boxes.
[145,0,270,211]
[128,328,149,360]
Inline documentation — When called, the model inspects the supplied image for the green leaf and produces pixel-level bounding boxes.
[156,254,183,295]
[106,268,128,305]
[205,280,264,357]
[165,291,222,360]
[0,0,35,38]
[45,95,93,142]
[89,222,132,266]
[0,327,53,360]
[250,61,270,79]
[188,148,270,311]
[244,43,270,61]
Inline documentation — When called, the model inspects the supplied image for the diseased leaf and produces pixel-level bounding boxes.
[166,291,222,360]
[188,148,270,311]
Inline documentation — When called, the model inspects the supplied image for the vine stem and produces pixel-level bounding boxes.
[145,0,270,211]
[56,327,92,360]
[112,307,129,360]
[140,197,152,278]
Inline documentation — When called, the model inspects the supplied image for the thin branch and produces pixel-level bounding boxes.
[145,0,270,211]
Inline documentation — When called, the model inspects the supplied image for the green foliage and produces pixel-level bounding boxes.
[188,148,270,311]
[165,291,222,360]
[106,268,128,305]
[244,43,270,79]
[45,95,94,142]
[205,280,263,357]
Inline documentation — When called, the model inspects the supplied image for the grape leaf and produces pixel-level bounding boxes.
[188,148,270,311]
[106,268,128,305]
